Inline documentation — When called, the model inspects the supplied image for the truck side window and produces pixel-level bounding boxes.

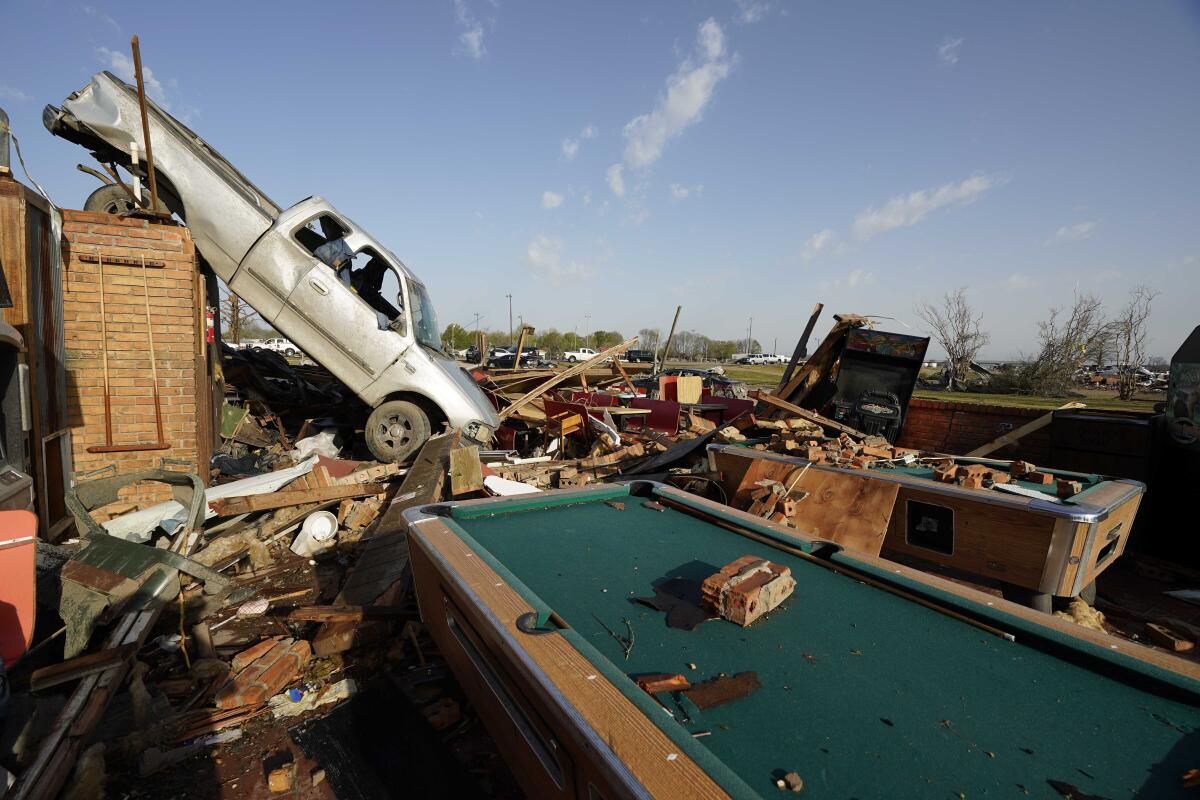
[346,247,404,331]
[295,215,348,253]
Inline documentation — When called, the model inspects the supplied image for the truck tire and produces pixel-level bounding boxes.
[567,355,577,362]
[365,400,431,463]
[83,184,167,216]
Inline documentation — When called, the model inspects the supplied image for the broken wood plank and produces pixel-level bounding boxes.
[287,605,413,623]
[753,390,864,439]
[779,302,823,392]
[498,337,638,420]
[448,445,484,497]
[30,643,138,692]
[965,402,1086,457]
[209,483,386,516]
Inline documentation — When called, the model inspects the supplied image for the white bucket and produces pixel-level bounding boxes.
[290,510,339,557]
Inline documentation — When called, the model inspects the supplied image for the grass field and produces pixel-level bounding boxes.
[662,360,1162,413]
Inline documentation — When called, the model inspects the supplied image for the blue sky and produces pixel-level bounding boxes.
[3,1,1198,359]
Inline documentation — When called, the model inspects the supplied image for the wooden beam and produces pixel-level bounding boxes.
[512,324,533,369]
[778,303,823,392]
[209,483,385,516]
[498,337,638,420]
[775,317,861,406]
[753,390,865,439]
[287,605,413,623]
[610,355,637,394]
[449,445,484,496]
[30,643,138,692]
[964,402,1085,457]
[655,306,682,372]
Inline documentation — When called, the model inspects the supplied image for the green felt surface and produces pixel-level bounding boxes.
[444,489,1200,800]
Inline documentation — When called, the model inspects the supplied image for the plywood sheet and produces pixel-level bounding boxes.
[788,469,899,556]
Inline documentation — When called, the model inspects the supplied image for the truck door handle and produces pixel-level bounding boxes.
[309,278,329,295]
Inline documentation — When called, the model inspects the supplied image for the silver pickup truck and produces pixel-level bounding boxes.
[45,71,499,462]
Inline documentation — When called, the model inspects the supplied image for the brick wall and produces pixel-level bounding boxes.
[897,397,1051,460]
[61,210,204,506]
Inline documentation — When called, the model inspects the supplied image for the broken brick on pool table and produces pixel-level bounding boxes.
[404,481,1198,800]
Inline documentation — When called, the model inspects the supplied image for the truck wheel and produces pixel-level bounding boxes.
[567,355,577,362]
[83,184,168,215]
[365,400,431,463]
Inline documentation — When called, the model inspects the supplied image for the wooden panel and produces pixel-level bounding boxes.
[788,469,899,556]
[410,522,730,800]
[882,487,1057,591]
[1075,493,1142,592]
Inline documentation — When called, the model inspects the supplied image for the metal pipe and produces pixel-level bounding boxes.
[130,35,160,214]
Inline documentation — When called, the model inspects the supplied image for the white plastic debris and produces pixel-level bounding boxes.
[483,475,543,496]
[289,431,340,461]
[290,510,339,557]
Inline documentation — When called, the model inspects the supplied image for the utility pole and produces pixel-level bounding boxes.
[747,316,754,354]
[506,294,512,344]
[473,313,483,333]
[585,314,592,349]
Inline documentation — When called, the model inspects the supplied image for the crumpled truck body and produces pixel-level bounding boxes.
[45,72,499,448]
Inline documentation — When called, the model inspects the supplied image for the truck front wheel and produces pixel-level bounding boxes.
[365,400,431,463]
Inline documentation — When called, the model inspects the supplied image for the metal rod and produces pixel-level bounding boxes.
[130,35,160,214]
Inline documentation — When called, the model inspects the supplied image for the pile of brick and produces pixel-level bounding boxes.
[215,636,313,709]
[700,555,796,627]
[763,430,919,470]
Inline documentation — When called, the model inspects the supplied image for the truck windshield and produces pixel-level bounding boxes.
[409,281,441,351]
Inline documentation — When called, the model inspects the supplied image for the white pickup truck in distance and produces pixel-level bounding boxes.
[45,71,500,462]
[562,348,598,362]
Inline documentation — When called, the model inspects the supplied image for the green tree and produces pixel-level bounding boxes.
[591,330,624,349]
[441,323,473,350]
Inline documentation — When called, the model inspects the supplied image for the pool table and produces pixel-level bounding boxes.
[404,482,1198,800]
[708,445,1144,610]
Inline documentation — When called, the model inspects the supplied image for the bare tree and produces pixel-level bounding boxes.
[1112,285,1157,401]
[1018,291,1108,395]
[915,288,990,389]
[219,290,260,344]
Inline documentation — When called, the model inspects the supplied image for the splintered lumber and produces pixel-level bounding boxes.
[512,324,532,369]
[499,336,638,420]
[449,445,484,496]
[965,402,1086,457]
[209,483,386,516]
[776,315,865,406]
[287,605,412,623]
[753,390,865,439]
[779,303,823,392]
[30,643,138,692]
[655,305,682,372]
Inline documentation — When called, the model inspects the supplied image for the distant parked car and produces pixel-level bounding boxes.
[563,347,598,362]
[623,349,655,363]
[258,337,301,358]
[488,350,554,369]
[736,354,767,365]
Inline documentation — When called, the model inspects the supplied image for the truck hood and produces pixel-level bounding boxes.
[425,348,501,430]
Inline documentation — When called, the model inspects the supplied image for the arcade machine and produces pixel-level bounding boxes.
[806,328,930,442]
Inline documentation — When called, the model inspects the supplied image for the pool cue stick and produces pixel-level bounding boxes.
[654,496,1017,642]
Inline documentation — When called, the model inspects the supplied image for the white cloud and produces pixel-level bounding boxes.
[0,86,30,102]
[621,18,733,170]
[97,46,169,108]
[1006,272,1038,289]
[526,234,593,286]
[799,228,837,262]
[541,190,564,209]
[560,124,598,161]
[669,183,704,200]
[851,174,1001,241]
[606,164,626,197]
[733,0,770,24]
[453,0,486,61]
[83,5,120,33]
[938,37,963,67]
[847,269,876,288]
[1049,220,1098,244]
